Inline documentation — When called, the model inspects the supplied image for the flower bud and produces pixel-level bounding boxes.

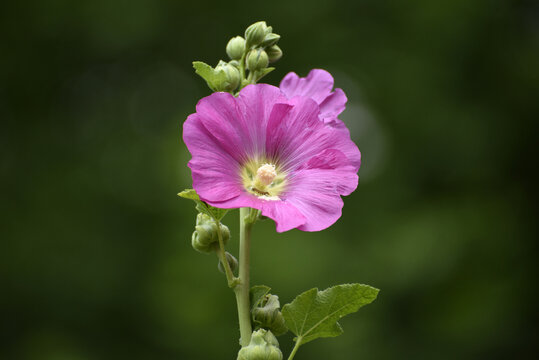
[261,33,280,48]
[237,329,282,360]
[218,251,238,274]
[266,45,282,63]
[246,49,269,72]
[252,295,288,336]
[191,213,230,253]
[226,36,246,60]
[215,61,241,92]
[245,21,268,48]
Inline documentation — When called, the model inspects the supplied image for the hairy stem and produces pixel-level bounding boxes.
[212,214,239,288]
[239,53,247,90]
[235,207,253,346]
[287,338,302,360]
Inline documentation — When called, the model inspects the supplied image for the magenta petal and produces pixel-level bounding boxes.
[183,113,242,202]
[286,167,357,231]
[207,194,306,233]
[266,95,361,172]
[279,69,335,103]
[236,84,288,156]
[280,69,349,129]
[297,148,359,196]
[194,92,246,163]
[265,97,321,164]
[319,88,347,125]
[325,126,362,172]
[195,84,287,162]
[260,200,306,232]
[302,149,350,170]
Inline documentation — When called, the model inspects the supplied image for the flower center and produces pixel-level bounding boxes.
[241,160,287,200]
[255,163,277,186]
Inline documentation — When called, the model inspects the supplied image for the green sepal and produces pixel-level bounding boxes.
[250,285,271,311]
[282,283,379,346]
[240,79,250,89]
[256,67,275,81]
[253,294,288,336]
[178,188,199,201]
[192,61,227,92]
[178,188,229,221]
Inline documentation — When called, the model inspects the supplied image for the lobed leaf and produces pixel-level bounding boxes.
[282,283,379,345]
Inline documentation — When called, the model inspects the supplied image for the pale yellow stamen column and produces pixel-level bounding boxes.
[255,163,277,187]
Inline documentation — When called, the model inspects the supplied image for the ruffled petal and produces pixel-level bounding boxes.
[325,126,362,172]
[279,69,334,103]
[207,194,306,233]
[183,113,243,203]
[280,69,348,127]
[265,97,322,166]
[266,96,361,172]
[285,167,357,231]
[319,87,347,125]
[236,84,288,157]
[298,148,358,195]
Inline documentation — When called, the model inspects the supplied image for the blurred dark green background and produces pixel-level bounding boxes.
[2,0,538,359]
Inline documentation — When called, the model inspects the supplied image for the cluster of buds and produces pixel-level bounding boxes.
[237,329,283,360]
[193,21,282,94]
[252,294,287,336]
[191,213,230,253]
[228,21,282,73]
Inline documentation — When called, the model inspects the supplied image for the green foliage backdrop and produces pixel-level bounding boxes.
[1,0,537,359]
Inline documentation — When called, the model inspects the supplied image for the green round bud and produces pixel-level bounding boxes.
[215,61,241,92]
[218,251,238,274]
[245,21,268,48]
[261,33,280,48]
[237,329,282,360]
[191,227,213,253]
[191,213,230,253]
[252,295,288,336]
[266,45,282,63]
[246,49,269,71]
[226,36,246,60]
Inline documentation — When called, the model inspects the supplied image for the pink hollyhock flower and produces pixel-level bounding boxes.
[183,81,360,232]
[279,69,347,128]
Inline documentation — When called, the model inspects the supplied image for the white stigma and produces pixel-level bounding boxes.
[256,163,277,186]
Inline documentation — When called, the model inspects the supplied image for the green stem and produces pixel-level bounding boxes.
[247,71,255,84]
[235,207,253,346]
[287,338,302,360]
[212,216,238,288]
[239,53,247,90]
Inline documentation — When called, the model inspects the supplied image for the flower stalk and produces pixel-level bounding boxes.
[215,218,239,288]
[235,207,254,346]
[182,21,377,360]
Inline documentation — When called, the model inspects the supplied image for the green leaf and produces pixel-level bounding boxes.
[256,67,275,81]
[193,61,227,92]
[207,206,229,221]
[282,284,379,346]
[250,285,271,311]
[178,188,229,221]
[178,189,200,201]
